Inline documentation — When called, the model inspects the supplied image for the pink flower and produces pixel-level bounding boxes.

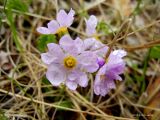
[41,35,99,90]
[94,50,127,96]
[37,9,75,34]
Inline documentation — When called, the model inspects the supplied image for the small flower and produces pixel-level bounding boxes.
[84,15,109,68]
[37,9,75,34]
[41,35,99,90]
[84,15,100,48]
[84,15,99,47]
[94,50,127,96]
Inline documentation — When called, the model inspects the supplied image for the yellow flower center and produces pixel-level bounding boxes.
[56,27,67,34]
[63,56,77,69]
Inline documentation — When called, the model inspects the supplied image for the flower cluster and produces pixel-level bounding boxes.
[37,9,126,96]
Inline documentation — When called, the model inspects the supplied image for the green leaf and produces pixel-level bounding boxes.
[6,10,23,51]
[150,45,160,59]
[79,10,88,18]
[6,0,28,12]
[133,0,143,16]
[37,34,57,52]
[0,110,8,120]
[97,21,110,34]
[97,21,117,35]
[4,0,28,52]
[41,77,53,93]
[42,77,50,85]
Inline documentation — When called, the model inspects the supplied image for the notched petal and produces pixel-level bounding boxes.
[66,80,77,90]
[78,72,88,87]
[57,10,68,26]
[86,15,98,36]
[57,9,75,27]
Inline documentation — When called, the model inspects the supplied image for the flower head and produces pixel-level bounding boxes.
[37,9,75,34]
[41,35,99,90]
[94,50,127,96]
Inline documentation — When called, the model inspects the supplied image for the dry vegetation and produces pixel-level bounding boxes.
[0,0,160,120]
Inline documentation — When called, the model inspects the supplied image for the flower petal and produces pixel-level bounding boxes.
[106,79,116,89]
[41,53,55,64]
[66,80,77,90]
[105,62,125,81]
[97,63,107,75]
[115,75,122,81]
[97,57,105,67]
[94,46,108,58]
[112,50,127,58]
[78,51,99,73]
[68,70,88,87]
[59,35,78,55]
[107,51,126,69]
[94,68,116,96]
[47,43,65,63]
[65,8,75,27]
[84,38,105,51]
[84,38,96,50]
[57,9,67,26]
[94,75,109,96]
[74,37,84,54]
[37,27,51,34]
[107,62,125,75]
[91,40,105,50]
[78,51,95,66]
[47,20,60,33]
[84,64,99,73]
[68,70,79,81]
[41,43,65,64]
[85,15,97,36]
[47,43,63,55]
[57,9,75,27]
[78,72,88,87]
[46,64,66,86]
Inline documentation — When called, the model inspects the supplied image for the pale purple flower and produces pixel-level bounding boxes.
[84,15,101,51]
[41,35,99,90]
[84,15,108,62]
[37,9,75,34]
[94,50,127,96]
[85,15,126,96]
[84,15,103,54]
